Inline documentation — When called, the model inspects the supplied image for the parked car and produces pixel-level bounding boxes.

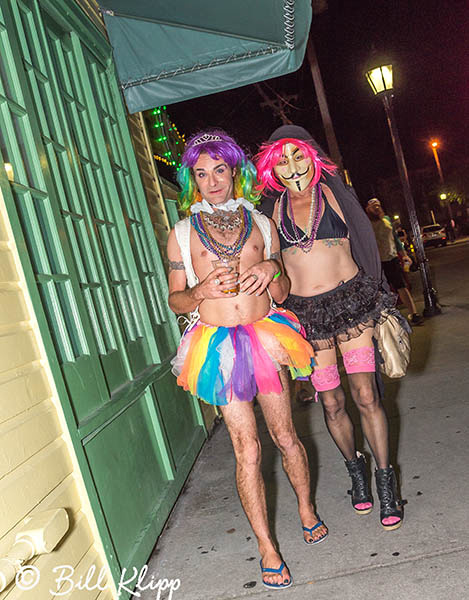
[421,224,447,248]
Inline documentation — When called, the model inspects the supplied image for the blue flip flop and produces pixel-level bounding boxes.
[302,520,329,545]
[260,560,292,590]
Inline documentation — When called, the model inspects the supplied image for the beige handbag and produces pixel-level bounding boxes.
[375,309,411,378]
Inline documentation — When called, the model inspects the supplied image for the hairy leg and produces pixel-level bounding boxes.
[220,400,290,586]
[313,348,356,461]
[257,369,327,543]
[340,329,390,468]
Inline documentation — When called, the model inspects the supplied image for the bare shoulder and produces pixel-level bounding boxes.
[268,216,281,248]
[271,198,281,225]
[253,214,280,260]
[268,215,277,231]
[167,227,182,261]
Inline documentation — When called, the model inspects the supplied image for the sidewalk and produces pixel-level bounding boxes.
[141,241,469,600]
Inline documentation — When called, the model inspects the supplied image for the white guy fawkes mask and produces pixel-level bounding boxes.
[273,142,314,192]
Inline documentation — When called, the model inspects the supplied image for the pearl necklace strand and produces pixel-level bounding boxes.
[278,184,323,252]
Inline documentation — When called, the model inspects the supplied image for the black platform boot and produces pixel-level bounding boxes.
[375,466,403,531]
[344,452,373,514]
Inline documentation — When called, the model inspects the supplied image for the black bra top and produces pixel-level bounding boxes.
[278,192,349,250]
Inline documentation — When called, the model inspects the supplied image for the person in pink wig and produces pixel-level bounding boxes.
[256,125,404,532]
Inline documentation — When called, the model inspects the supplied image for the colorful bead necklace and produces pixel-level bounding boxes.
[203,209,241,231]
[278,183,323,252]
[191,206,252,258]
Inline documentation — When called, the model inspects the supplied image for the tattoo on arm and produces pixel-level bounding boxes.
[270,252,281,261]
[168,260,185,271]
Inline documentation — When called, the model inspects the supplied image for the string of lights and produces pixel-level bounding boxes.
[151,106,185,171]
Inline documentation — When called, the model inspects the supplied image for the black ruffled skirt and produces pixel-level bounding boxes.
[283,269,396,351]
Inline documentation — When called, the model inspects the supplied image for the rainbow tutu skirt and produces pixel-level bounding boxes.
[171,308,315,406]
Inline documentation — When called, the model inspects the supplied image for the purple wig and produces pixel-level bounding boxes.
[177,129,259,211]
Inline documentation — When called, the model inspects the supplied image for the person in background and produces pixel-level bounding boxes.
[446,219,456,242]
[366,198,424,326]
[393,223,413,289]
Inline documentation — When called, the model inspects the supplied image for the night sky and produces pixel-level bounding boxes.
[168,0,468,200]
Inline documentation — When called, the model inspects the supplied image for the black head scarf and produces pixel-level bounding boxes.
[259,125,390,398]
[259,125,387,289]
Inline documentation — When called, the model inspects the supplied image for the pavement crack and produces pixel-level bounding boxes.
[209,546,468,600]
[301,545,469,585]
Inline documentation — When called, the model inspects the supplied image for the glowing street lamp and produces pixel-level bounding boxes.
[365,63,393,95]
[429,139,444,183]
[365,57,441,317]
[431,141,452,219]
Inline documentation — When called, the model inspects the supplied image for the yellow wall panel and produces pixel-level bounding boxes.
[5,515,93,600]
[0,185,115,597]
[0,400,62,478]
[0,290,28,326]
[0,249,18,282]
[0,474,81,558]
[52,547,109,600]
[0,364,49,422]
[0,220,7,242]
[1,516,101,600]
[0,439,73,537]
[95,589,115,600]
[0,329,39,373]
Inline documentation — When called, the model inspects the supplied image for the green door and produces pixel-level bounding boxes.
[0,0,205,585]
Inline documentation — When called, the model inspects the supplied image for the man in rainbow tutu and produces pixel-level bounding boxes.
[167,130,329,590]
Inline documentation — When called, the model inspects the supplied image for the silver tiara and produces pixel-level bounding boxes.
[192,133,222,146]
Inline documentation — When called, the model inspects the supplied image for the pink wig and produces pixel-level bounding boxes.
[255,138,337,192]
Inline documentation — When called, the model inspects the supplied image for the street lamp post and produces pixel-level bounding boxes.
[365,61,441,317]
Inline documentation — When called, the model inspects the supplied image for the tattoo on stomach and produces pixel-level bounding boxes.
[282,238,347,255]
[323,238,345,247]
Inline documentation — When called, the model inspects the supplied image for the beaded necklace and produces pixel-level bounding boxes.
[278,183,323,253]
[191,206,252,258]
[203,209,241,231]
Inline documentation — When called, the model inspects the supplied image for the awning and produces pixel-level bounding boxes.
[98,1,312,113]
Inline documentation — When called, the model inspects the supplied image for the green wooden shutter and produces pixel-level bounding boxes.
[0,1,111,419]
[0,0,205,582]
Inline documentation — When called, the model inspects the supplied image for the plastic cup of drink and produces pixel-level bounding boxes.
[212,257,240,294]
[402,256,412,272]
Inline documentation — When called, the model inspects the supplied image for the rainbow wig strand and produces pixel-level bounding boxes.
[254,138,338,193]
[177,129,260,211]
